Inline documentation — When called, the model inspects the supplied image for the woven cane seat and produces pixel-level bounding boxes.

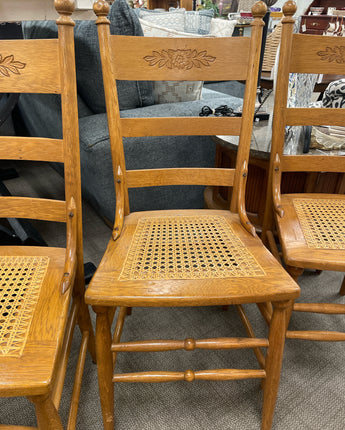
[0,256,49,357]
[120,215,265,281]
[293,198,345,250]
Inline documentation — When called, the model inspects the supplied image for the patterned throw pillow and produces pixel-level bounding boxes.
[184,9,214,35]
[322,79,345,108]
[137,8,186,32]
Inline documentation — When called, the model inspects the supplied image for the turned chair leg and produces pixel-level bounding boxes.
[28,394,63,430]
[94,306,115,430]
[286,265,304,283]
[78,299,96,362]
[261,300,291,430]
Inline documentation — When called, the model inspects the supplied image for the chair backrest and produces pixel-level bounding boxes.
[94,0,267,238]
[263,0,345,234]
[0,0,84,293]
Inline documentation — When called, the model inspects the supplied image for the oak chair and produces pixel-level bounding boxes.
[85,1,299,429]
[262,0,345,342]
[0,1,95,428]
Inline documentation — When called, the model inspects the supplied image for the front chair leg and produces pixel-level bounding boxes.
[28,394,63,430]
[286,265,304,282]
[261,300,291,430]
[94,306,115,430]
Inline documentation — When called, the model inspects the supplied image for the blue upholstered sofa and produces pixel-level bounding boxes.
[18,0,244,223]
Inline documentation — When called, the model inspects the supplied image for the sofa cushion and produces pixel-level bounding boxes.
[22,0,154,114]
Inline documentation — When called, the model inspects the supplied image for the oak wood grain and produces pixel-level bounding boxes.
[0,137,64,162]
[88,2,300,430]
[0,1,95,428]
[0,40,60,94]
[262,0,345,349]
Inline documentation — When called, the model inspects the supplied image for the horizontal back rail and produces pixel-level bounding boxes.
[0,137,64,162]
[290,34,345,75]
[0,197,67,222]
[126,168,235,188]
[111,35,251,82]
[281,155,345,173]
[286,108,345,127]
[0,39,61,93]
[121,117,242,137]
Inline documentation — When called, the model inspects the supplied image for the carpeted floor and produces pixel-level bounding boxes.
[1,161,345,429]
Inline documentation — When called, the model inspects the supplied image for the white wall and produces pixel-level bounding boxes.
[0,0,95,21]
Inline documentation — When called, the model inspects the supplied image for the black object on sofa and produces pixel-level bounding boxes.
[18,0,244,224]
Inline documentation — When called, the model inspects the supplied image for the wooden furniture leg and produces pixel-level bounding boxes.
[261,300,290,430]
[94,306,114,430]
[286,265,304,282]
[29,394,63,430]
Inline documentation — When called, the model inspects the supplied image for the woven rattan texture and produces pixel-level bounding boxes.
[0,256,49,357]
[293,198,345,249]
[119,215,265,281]
[262,22,282,73]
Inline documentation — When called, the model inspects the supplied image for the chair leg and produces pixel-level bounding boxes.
[28,394,63,430]
[94,306,115,430]
[78,299,96,362]
[286,265,304,282]
[261,300,291,430]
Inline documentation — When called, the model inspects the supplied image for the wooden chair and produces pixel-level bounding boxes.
[0,1,95,428]
[262,0,345,342]
[85,1,299,429]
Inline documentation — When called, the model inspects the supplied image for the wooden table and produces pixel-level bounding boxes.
[204,122,345,229]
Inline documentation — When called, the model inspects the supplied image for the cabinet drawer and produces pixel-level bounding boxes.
[300,15,331,33]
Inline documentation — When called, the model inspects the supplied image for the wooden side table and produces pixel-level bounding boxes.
[205,125,345,229]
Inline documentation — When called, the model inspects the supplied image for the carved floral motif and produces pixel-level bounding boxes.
[144,49,216,70]
[0,54,26,77]
[317,46,345,64]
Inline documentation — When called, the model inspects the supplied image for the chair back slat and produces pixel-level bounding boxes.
[126,168,235,188]
[121,117,242,137]
[262,1,345,238]
[96,2,266,222]
[0,40,61,93]
[0,197,67,222]
[290,34,345,75]
[285,108,345,127]
[0,3,84,287]
[110,35,251,82]
[282,155,345,173]
[0,137,64,162]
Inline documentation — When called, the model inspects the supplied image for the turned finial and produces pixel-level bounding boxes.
[54,0,75,25]
[283,0,297,17]
[94,0,111,24]
[251,1,267,20]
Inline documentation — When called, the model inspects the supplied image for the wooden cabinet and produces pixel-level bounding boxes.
[300,15,332,35]
[305,0,345,14]
[300,1,345,35]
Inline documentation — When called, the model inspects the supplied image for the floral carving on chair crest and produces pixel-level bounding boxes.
[0,54,26,77]
[143,49,216,70]
[317,46,345,64]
